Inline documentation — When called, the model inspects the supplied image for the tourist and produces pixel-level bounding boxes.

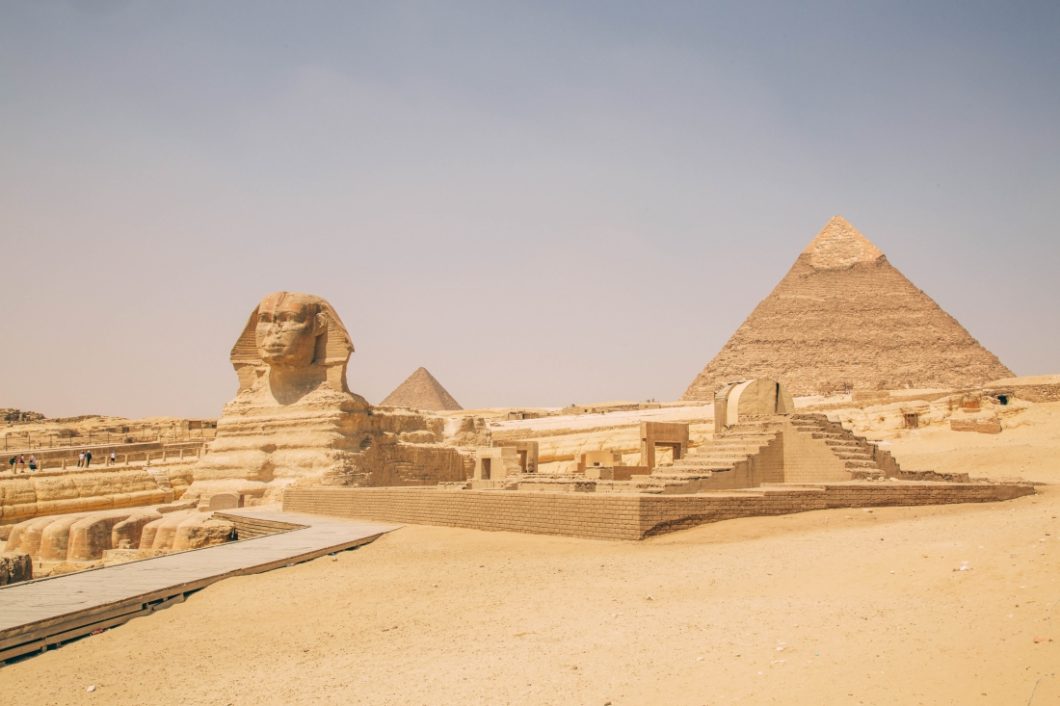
[17,454,25,472]
[110,450,117,465]
[77,450,85,468]
[7,456,15,472]
[84,450,93,468]
[28,455,37,472]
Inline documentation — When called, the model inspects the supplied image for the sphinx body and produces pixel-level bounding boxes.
[187,291,374,502]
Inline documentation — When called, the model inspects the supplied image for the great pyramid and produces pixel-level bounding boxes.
[379,367,463,411]
[682,216,1013,399]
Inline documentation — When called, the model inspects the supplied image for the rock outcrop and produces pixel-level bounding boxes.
[683,216,1013,398]
[0,551,32,585]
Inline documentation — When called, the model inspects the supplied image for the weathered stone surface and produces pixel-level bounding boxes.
[187,292,471,503]
[207,493,241,510]
[683,216,1013,398]
[0,467,190,527]
[380,367,462,411]
[112,510,163,549]
[3,505,230,566]
[715,379,795,428]
[188,291,372,502]
[172,516,234,551]
[0,551,32,585]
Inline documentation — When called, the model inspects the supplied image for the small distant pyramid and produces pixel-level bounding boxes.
[380,367,463,411]
[683,216,1013,398]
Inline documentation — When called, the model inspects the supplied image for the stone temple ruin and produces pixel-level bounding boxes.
[465,378,898,494]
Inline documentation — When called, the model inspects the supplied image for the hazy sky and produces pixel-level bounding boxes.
[2,1,1058,419]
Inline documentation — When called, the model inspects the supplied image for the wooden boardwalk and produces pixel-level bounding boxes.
[0,509,398,662]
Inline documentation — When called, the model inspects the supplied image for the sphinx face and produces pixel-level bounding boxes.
[255,292,323,368]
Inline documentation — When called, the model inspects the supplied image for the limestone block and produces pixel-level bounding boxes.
[171,516,233,551]
[398,430,437,444]
[0,551,32,585]
[111,510,162,549]
[142,510,194,550]
[207,493,240,510]
[715,379,794,428]
[4,516,57,555]
[39,514,87,561]
[67,512,133,561]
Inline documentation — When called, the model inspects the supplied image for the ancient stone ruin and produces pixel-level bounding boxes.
[683,216,1013,398]
[185,292,472,506]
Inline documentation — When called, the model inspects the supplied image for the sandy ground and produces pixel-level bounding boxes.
[4,405,1060,705]
[886,400,1060,484]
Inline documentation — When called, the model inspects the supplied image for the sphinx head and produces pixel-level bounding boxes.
[255,291,327,368]
[231,291,354,396]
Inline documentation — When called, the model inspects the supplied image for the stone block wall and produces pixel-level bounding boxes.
[284,482,1034,541]
[285,487,644,540]
[779,424,850,483]
[950,418,1003,434]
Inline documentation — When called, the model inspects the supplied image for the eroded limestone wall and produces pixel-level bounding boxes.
[0,466,192,528]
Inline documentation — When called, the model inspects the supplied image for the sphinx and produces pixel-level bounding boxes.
[186,291,374,502]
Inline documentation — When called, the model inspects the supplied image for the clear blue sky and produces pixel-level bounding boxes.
[2,1,1058,418]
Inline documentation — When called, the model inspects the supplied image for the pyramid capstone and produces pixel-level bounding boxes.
[802,215,884,269]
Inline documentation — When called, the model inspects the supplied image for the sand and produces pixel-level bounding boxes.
[3,406,1059,705]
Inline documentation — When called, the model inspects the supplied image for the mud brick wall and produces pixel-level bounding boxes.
[284,487,644,540]
[817,482,1032,508]
[284,482,1035,541]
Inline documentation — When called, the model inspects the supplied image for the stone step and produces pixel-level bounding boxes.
[824,437,864,447]
[664,463,734,473]
[703,437,768,446]
[648,472,718,482]
[849,469,886,480]
[683,453,749,462]
[712,432,776,441]
[835,453,873,462]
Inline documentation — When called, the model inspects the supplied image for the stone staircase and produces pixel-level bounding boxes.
[629,414,898,494]
[788,414,898,480]
[631,419,784,494]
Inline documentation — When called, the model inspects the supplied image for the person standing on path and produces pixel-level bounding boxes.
[77,450,85,468]
[28,455,36,472]
[84,450,92,468]
[109,450,117,465]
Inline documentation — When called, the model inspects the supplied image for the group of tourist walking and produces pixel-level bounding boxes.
[6,449,120,474]
[7,454,37,473]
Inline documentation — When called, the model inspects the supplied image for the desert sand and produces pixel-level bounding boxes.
[3,404,1059,705]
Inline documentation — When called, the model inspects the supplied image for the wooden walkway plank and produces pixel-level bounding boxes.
[0,509,398,661]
